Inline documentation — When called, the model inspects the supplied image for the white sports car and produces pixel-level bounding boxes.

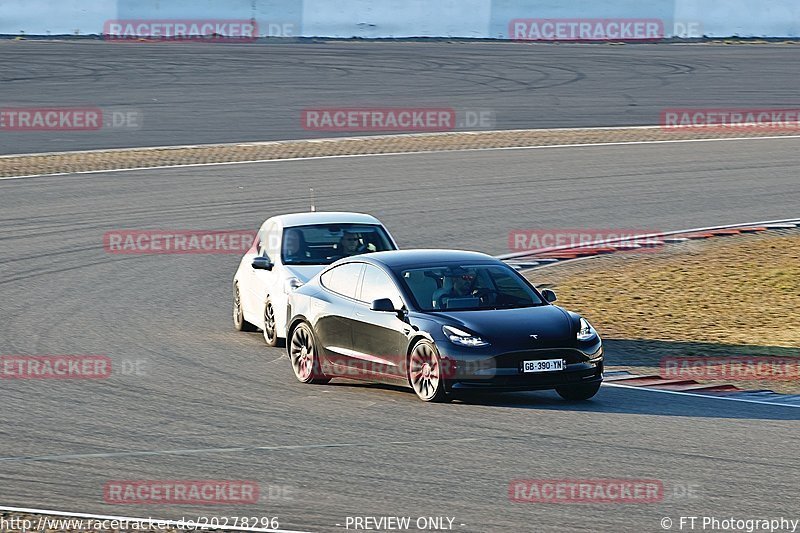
[233,212,399,346]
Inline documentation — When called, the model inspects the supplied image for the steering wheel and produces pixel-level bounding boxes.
[472,288,498,304]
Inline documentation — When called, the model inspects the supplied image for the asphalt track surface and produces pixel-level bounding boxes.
[2,137,800,532]
[2,41,800,155]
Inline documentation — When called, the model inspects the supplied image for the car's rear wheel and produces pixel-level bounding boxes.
[408,340,448,402]
[555,381,601,401]
[289,323,329,384]
[233,284,257,332]
[262,297,279,347]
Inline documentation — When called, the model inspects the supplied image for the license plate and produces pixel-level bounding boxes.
[522,359,566,373]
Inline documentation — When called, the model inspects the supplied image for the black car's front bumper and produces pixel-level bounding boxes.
[439,344,603,393]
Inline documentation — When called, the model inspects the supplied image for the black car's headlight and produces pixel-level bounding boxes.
[443,325,489,347]
[577,318,598,341]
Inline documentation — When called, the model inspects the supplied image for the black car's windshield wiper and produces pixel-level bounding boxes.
[490,303,544,309]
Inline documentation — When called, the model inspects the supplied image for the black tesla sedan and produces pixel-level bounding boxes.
[285,250,603,402]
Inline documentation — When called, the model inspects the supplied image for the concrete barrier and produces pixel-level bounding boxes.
[1,0,799,38]
[301,0,492,38]
[673,0,800,37]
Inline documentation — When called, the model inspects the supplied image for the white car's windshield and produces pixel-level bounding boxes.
[282,224,395,265]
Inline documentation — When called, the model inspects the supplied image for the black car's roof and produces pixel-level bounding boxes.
[348,249,499,269]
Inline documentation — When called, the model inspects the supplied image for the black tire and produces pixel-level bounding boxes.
[407,340,448,402]
[288,322,330,384]
[233,283,257,332]
[262,296,279,347]
[555,381,602,401]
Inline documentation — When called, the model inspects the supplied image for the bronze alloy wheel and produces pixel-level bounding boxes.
[289,323,329,384]
[408,340,447,402]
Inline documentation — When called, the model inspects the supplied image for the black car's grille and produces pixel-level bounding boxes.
[495,348,593,367]
[451,362,603,391]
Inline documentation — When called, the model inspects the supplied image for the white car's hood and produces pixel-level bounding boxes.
[284,264,326,283]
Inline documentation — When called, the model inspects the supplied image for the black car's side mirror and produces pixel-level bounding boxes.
[370,298,396,312]
[252,256,273,271]
[542,289,557,303]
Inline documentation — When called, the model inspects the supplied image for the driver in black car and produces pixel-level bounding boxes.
[433,267,477,309]
[433,267,499,309]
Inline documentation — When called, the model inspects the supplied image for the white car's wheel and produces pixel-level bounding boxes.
[233,283,257,332]
[262,296,280,347]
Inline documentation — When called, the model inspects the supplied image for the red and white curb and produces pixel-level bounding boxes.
[603,371,800,408]
[497,217,800,407]
[500,217,800,270]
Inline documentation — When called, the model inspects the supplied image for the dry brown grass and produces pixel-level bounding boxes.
[525,231,800,392]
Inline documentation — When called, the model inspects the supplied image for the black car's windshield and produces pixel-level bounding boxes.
[398,263,545,311]
[281,224,395,265]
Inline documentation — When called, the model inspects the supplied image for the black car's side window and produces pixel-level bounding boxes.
[320,263,364,300]
[359,265,403,309]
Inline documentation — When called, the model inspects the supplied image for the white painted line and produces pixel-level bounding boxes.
[0,437,481,463]
[603,382,800,409]
[0,505,312,533]
[608,243,643,249]
[2,133,800,181]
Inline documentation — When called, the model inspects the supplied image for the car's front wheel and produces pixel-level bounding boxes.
[408,340,448,402]
[555,381,601,401]
[233,283,257,332]
[289,323,329,384]
[262,296,279,347]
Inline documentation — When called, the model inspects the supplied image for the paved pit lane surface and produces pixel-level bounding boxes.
[1,138,799,531]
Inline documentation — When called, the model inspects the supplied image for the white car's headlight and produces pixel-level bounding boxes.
[284,277,304,294]
[577,317,597,341]
[443,325,489,347]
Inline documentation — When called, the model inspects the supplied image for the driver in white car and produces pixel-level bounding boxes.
[339,230,368,257]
